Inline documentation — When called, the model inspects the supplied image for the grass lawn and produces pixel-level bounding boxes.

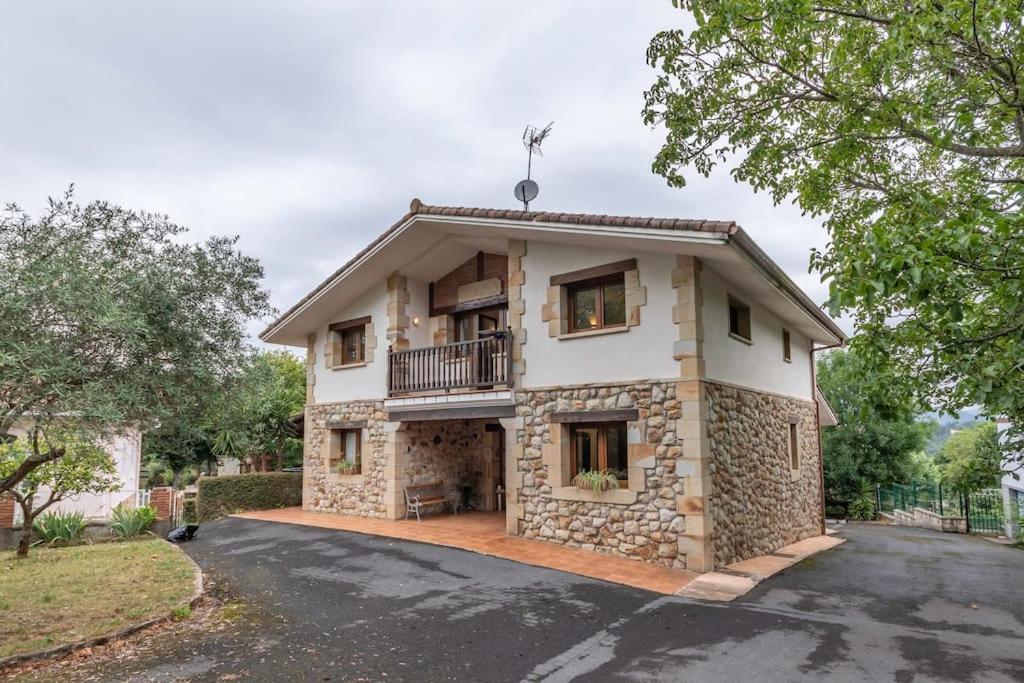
[0,538,197,659]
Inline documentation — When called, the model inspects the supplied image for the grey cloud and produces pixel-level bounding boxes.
[1,1,852,340]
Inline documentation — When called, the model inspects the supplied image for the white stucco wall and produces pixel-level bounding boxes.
[313,283,389,403]
[702,266,813,401]
[521,242,679,387]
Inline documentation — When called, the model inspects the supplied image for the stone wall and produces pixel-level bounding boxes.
[305,400,388,518]
[514,381,688,568]
[305,405,501,517]
[705,381,822,567]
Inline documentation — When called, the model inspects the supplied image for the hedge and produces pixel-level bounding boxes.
[197,472,302,522]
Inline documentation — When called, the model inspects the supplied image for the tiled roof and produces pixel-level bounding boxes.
[410,199,738,234]
[260,199,843,343]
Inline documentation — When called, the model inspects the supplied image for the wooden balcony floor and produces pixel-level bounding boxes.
[233,508,698,595]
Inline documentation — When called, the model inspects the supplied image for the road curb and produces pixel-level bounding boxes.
[0,540,204,675]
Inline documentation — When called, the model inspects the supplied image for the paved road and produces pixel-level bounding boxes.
[27,520,1024,682]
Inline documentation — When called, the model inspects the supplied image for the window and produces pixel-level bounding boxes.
[728,296,751,342]
[329,428,361,474]
[570,422,628,482]
[788,422,800,470]
[782,329,792,362]
[328,316,370,367]
[341,327,365,364]
[568,276,626,332]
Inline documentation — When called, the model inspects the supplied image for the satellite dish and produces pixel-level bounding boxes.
[514,179,539,206]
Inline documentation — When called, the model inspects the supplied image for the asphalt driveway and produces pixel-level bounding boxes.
[23,519,1024,682]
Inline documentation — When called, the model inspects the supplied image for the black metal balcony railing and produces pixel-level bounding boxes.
[387,331,512,396]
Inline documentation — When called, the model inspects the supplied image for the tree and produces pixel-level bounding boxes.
[0,189,272,493]
[816,349,932,509]
[144,351,305,483]
[644,1,1024,465]
[938,422,1002,493]
[208,351,305,471]
[0,429,119,557]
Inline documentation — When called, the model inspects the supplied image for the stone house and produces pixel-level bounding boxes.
[260,201,845,572]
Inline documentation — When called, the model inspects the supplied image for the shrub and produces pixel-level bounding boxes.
[196,472,302,521]
[33,510,87,544]
[571,469,620,493]
[848,495,876,521]
[182,497,198,525]
[825,504,848,519]
[109,505,157,538]
[1017,517,1024,545]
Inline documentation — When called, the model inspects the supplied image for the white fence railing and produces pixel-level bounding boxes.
[12,488,152,526]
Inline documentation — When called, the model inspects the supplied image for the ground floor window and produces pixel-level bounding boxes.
[570,422,628,483]
[329,428,361,474]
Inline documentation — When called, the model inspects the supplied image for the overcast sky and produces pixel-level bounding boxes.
[1,1,849,342]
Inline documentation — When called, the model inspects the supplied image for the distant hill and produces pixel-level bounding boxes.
[921,406,987,453]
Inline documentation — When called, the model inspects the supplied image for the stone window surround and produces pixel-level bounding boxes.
[323,420,370,485]
[324,316,377,370]
[542,410,651,504]
[542,258,646,338]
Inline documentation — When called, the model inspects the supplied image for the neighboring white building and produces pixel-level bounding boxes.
[261,201,846,572]
[998,420,1023,538]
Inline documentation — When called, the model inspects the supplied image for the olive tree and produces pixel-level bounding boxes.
[0,189,273,493]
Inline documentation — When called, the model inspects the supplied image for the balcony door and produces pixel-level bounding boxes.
[454,306,507,342]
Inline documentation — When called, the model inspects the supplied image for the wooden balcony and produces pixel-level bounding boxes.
[387,331,512,397]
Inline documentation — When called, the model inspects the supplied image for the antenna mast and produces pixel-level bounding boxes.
[514,121,553,210]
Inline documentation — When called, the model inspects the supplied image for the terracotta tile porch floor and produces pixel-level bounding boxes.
[233,507,699,595]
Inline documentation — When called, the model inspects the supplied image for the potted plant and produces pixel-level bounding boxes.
[336,460,360,475]
[572,469,620,493]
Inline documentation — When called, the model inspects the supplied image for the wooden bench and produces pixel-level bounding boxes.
[404,481,454,521]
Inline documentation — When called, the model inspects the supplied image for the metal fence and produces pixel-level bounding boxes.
[876,483,1004,534]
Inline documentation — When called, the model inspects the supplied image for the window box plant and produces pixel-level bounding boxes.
[572,469,620,493]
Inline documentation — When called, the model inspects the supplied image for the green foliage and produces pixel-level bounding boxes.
[645,2,1024,466]
[145,351,305,481]
[1,432,120,556]
[33,510,87,544]
[938,422,1003,493]
[196,473,302,521]
[571,469,621,493]
[108,505,157,538]
[817,349,932,507]
[1017,518,1024,545]
[182,497,198,525]
[0,189,272,495]
[848,493,876,521]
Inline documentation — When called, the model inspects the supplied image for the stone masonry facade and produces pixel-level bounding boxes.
[513,381,690,568]
[706,381,822,567]
[305,400,389,518]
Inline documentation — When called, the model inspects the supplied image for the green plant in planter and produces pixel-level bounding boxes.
[33,510,87,545]
[109,505,158,538]
[336,460,359,475]
[572,469,620,493]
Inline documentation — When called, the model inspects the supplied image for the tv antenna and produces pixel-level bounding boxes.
[514,121,553,210]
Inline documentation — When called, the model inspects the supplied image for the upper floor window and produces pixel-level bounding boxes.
[568,276,626,332]
[570,422,628,484]
[728,296,751,342]
[328,316,370,367]
[782,329,792,362]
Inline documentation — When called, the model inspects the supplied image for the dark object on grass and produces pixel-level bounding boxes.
[167,524,200,543]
